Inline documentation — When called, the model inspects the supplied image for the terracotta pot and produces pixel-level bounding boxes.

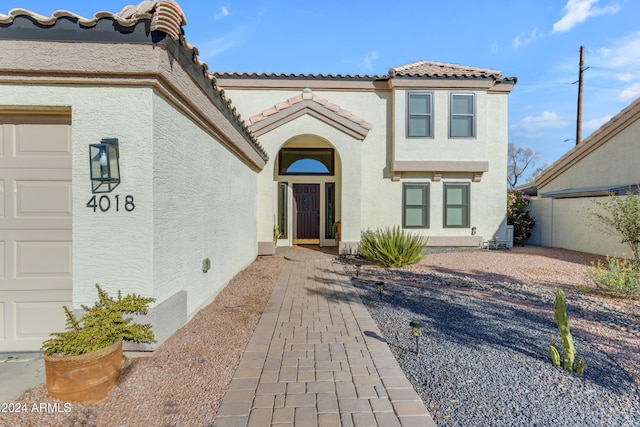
[44,338,123,403]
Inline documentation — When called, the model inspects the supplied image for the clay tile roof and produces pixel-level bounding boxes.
[389,60,503,79]
[0,1,186,40]
[118,0,187,40]
[0,1,268,161]
[248,88,374,132]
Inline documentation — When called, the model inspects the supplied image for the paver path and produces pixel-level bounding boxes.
[213,256,436,427]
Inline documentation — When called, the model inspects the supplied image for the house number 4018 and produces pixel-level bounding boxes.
[86,195,135,212]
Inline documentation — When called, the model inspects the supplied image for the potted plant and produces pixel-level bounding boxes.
[42,284,155,403]
[273,223,283,246]
[332,220,341,242]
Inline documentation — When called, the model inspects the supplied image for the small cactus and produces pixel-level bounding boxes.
[575,359,585,374]
[549,343,561,367]
[553,290,575,372]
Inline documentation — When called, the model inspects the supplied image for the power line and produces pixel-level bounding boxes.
[587,65,640,75]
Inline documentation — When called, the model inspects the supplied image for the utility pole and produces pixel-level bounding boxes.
[576,46,585,146]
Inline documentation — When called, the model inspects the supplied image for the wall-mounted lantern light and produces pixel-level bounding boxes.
[376,281,384,301]
[471,226,477,235]
[89,138,120,193]
[409,320,427,355]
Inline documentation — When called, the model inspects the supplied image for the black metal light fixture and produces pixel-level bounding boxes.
[89,138,120,193]
[355,263,362,277]
[410,320,427,355]
[376,281,384,300]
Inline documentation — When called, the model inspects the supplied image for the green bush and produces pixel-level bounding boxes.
[359,226,425,268]
[42,284,155,356]
[585,254,640,298]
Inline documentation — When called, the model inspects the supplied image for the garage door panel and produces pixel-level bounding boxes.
[0,230,71,290]
[0,290,71,351]
[0,180,4,218]
[16,300,69,338]
[16,180,72,217]
[0,302,4,340]
[0,114,71,351]
[16,241,71,277]
[0,241,4,279]
[15,123,70,156]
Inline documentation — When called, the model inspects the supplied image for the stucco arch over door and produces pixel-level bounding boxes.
[274,135,342,247]
[247,89,373,255]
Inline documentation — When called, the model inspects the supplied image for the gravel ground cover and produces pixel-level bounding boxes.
[348,247,640,427]
[2,256,286,427]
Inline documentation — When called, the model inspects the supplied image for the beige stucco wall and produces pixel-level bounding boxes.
[531,104,640,257]
[528,197,629,256]
[223,85,510,247]
[539,117,640,193]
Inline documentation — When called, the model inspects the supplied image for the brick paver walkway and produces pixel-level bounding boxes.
[213,254,436,427]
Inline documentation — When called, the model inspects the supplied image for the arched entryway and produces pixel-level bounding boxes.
[275,135,341,247]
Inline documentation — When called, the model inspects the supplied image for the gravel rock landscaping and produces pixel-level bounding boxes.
[347,247,640,427]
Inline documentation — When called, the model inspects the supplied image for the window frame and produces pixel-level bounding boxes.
[402,183,430,228]
[449,92,476,138]
[278,148,335,176]
[443,182,470,228]
[277,182,288,238]
[325,182,336,239]
[406,91,434,138]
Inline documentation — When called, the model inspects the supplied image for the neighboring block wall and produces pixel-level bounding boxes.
[530,98,640,257]
[528,196,628,256]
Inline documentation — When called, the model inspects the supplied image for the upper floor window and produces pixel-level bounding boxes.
[407,92,433,138]
[450,93,475,138]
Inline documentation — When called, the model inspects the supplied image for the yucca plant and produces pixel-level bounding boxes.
[359,225,426,268]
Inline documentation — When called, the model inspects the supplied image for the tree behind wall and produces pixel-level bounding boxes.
[507,189,536,244]
[507,143,545,188]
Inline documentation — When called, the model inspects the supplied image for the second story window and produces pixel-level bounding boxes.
[407,92,433,138]
[450,93,475,138]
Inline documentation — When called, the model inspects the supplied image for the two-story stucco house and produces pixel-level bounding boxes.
[215,61,516,255]
[0,0,515,352]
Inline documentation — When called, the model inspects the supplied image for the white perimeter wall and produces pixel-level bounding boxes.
[152,94,258,315]
[1,84,156,306]
[2,83,258,322]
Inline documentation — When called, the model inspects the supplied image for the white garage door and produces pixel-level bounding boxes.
[0,111,72,352]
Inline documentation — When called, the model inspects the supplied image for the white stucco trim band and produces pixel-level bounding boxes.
[391,160,489,182]
[250,101,370,140]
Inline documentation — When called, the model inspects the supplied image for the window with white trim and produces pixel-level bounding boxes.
[407,92,433,138]
[450,93,475,138]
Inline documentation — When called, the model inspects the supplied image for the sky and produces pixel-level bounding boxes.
[5,0,640,182]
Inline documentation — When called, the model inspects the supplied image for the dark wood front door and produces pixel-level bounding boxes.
[293,184,320,244]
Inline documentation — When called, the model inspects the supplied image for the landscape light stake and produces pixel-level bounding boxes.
[410,320,427,355]
[376,281,384,301]
[355,263,362,277]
